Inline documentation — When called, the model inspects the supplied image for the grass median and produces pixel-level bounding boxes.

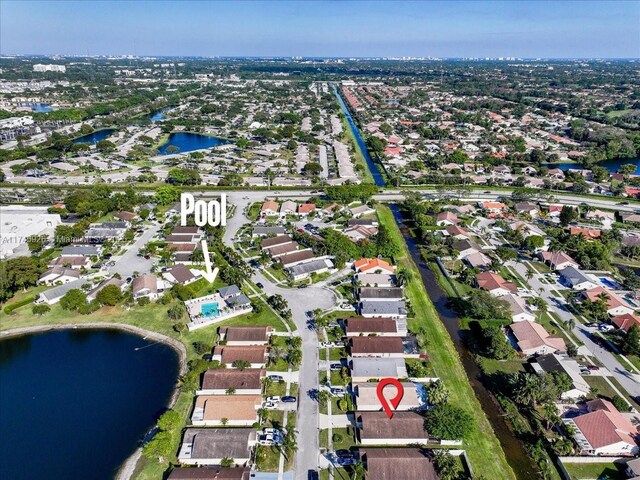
[376,204,516,480]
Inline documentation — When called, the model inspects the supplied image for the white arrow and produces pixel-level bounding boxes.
[200,239,219,283]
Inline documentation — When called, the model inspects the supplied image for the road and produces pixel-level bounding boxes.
[222,192,337,479]
[110,222,162,278]
[508,260,640,398]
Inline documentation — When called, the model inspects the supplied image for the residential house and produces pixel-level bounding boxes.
[509,221,545,239]
[345,317,403,337]
[163,265,201,285]
[360,300,407,319]
[359,448,439,480]
[279,250,315,268]
[558,267,598,291]
[344,225,378,242]
[61,245,100,257]
[475,272,518,297]
[38,267,80,285]
[502,294,536,322]
[444,225,470,240]
[478,201,507,213]
[114,211,137,223]
[260,235,294,250]
[132,274,160,300]
[354,258,396,275]
[509,321,566,356]
[197,369,265,395]
[218,326,272,345]
[177,428,256,465]
[357,411,429,445]
[359,287,403,302]
[352,383,422,411]
[260,201,278,216]
[279,200,297,217]
[167,467,250,480]
[612,314,640,333]
[566,399,639,456]
[452,239,482,259]
[211,345,268,368]
[267,242,299,258]
[586,210,616,227]
[298,203,316,217]
[625,458,640,479]
[348,218,379,228]
[514,202,540,217]
[350,357,408,382]
[47,255,91,269]
[191,395,262,426]
[252,226,286,237]
[36,278,86,305]
[539,251,579,271]
[288,258,334,280]
[582,287,636,316]
[349,336,405,358]
[570,227,602,240]
[357,273,397,287]
[436,211,459,226]
[464,251,493,269]
[349,204,375,218]
[533,353,590,400]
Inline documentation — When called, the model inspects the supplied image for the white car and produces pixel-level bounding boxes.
[330,387,346,397]
[320,341,332,348]
[598,324,614,332]
[332,341,345,348]
[263,401,279,410]
[258,434,276,446]
[266,396,281,403]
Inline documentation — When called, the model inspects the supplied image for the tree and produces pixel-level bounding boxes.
[156,410,181,431]
[96,140,116,153]
[424,403,473,440]
[142,431,173,462]
[619,163,637,177]
[154,185,181,205]
[433,450,461,480]
[481,325,513,360]
[27,235,46,254]
[317,390,330,407]
[166,167,201,185]
[59,289,88,311]
[623,324,640,356]
[220,457,234,467]
[167,303,185,321]
[95,284,123,306]
[32,304,51,316]
[523,235,545,251]
[559,205,578,227]
[567,343,578,357]
[612,395,630,412]
[426,380,450,405]
[280,427,298,460]
[232,359,251,370]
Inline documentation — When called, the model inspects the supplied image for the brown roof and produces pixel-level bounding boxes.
[114,211,137,221]
[48,256,88,267]
[219,326,271,343]
[168,243,197,252]
[195,395,261,421]
[132,274,157,294]
[279,250,315,266]
[166,264,196,283]
[510,321,566,353]
[358,412,428,441]
[268,242,299,256]
[360,448,439,480]
[165,234,197,242]
[476,271,517,294]
[574,398,638,449]
[345,317,398,334]
[167,467,250,480]
[261,235,292,249]
[201,369,266,390]
[350,337,404,354]
[212,346,268,364]
[172,226,200,235]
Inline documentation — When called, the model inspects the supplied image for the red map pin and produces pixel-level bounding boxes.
[376,378,404,419]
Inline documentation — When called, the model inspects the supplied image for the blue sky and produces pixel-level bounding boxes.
[1,1,638,58]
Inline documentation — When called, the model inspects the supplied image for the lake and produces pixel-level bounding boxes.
[26,103,53,113]
[0,329,179,480]
[72,128,117,145]
[544,157,640,174]
[158,132,227,155]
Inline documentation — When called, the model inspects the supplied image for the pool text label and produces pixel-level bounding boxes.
[180,193,227,227]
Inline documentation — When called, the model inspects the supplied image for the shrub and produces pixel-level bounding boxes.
[137,297,150,306]
[32,304,51,316]
[4,296,35,314]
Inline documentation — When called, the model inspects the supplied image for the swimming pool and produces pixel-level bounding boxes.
[599,277,619,289]
[201,303,220,318]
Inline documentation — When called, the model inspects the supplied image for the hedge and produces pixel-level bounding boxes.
[3,296,35,314]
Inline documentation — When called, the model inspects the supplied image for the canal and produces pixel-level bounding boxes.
[390,204,539,479]
[335,83,537,477]
[333,86,386,187]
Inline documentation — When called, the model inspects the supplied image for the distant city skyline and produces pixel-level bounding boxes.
[1,0,638,58]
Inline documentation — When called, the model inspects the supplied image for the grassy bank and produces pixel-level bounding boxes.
[376,204,516,480]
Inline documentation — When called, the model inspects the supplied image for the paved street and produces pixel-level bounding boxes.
[223,192,337,479]
[110,222,162,278]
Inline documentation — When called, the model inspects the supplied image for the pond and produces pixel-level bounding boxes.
[72,128,117,145]
[158,132,227,155]
[0,329,179,480]
[25,103,53,113]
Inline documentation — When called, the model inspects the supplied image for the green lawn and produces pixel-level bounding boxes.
[563,461,626,480]
[254,445,281,472]
[376,204,516,480]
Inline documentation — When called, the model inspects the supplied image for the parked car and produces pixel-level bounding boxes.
[335,449,354,459]
[333,341,345,348]
[282,396,296,403]
[327,322,340,328]
[340,303,352,309]
[320,341,332,348]
[266,396,281,403]
[268,374,285,382]
[598,323,614,332]
[330,387,346,396]
[256,282,264,289]
[263,401,279,410]
[330,363,343,371]
[297,284,308,289]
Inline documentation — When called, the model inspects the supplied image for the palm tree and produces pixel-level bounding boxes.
[565,317,576,331]
[192,248,204,265]
[351,461,366,480]
[526,268,534,280]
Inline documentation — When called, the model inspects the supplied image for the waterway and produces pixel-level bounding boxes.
[0,329,179,480]
[158,131,227,155]
[72,128,117,145]
[390,204,538,479]
[333,86,386,187]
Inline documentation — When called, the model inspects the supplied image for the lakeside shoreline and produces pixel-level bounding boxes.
[0,322,187,480]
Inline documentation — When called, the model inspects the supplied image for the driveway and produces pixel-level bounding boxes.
[110,222,162,278]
